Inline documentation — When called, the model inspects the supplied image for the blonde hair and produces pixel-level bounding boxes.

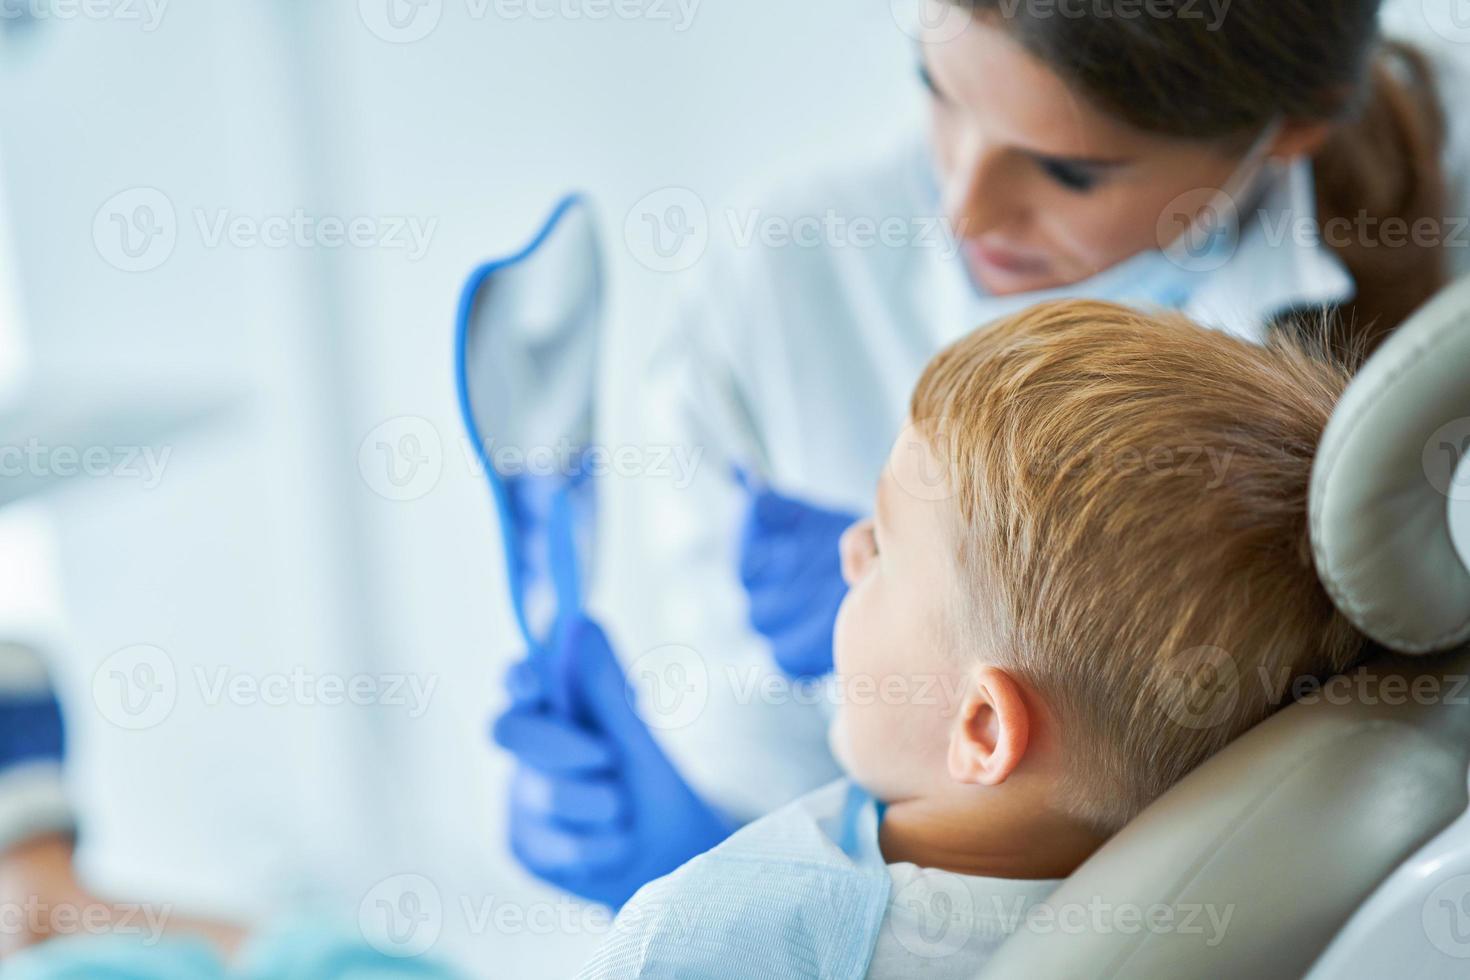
[911,300,1367,831]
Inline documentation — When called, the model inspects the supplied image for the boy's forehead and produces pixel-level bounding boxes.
[886,424,957,507]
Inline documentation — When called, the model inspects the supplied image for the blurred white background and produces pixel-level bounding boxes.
[0,1,917,975]
[0,0,1447,975]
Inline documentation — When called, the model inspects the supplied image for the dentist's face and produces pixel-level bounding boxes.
[919,8,1249,295]
[829,427,968,801]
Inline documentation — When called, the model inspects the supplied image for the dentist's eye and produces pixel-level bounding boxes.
[1038,158,1101,193]
[917,63,946,103]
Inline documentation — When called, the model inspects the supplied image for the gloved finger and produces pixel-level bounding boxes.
[510,813,633,876]
[512,766,626,827]
[747,572,825,633]
[731,462,761,494]
[739,514,809,587]
[768,595,840,678]
[504,659,545,708]
[492,708,616,774]
[751,487,805,530]
[560,616,664,755]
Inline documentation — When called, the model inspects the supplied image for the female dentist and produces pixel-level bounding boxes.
[493,0,1465,908]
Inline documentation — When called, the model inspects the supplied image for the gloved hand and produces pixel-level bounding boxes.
[736,470,859,679]
[491,616,732,909]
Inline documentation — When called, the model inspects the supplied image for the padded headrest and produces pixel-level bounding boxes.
[1311,274,1470,653]
[984,651,1470,980]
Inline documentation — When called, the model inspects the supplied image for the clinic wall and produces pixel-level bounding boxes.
[294,0,918,973]
[0,3,387,916]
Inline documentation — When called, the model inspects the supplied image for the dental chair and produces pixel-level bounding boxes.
[984,272,1470,978]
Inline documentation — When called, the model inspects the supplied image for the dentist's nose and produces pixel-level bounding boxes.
[839,518,877,587]
[944,133,1021,242]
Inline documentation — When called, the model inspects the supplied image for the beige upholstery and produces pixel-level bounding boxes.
[1311,274,1470,653]
[985,652,1470,979]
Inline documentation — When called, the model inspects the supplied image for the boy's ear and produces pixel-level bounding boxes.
[947,665,1031,786]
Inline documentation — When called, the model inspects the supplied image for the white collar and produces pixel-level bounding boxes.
[1185,158,1356,342]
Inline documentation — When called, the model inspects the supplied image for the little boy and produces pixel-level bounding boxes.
[578,299,1367,978]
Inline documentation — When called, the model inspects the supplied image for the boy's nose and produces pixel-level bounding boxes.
[839,518,876,587]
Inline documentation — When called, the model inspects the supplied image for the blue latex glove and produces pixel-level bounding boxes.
[492,615,733,909]
[736,470,859,679]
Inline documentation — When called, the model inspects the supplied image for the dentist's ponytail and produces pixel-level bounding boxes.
[955,0,1450,351]
[1309,39,1447,350]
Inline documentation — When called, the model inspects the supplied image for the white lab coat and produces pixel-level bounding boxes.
[603,39,1470,822]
